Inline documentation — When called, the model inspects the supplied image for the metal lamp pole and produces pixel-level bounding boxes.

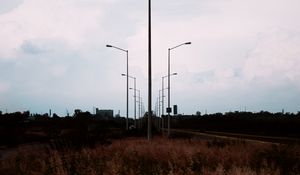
[127,75,136,127]
[135,89,141,128]
[106,44,129,130]
[148,0,152,140]
[167,42,191,137]
[158,90,161,118]
[162,73,177,116]
[161,73,177,130]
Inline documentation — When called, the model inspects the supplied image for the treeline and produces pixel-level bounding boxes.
[1,110,300,147]
[168,111,300,138]
[0,111,131,148]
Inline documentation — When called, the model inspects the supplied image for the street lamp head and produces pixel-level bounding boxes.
[121,74,126,76]
[185,42,192,45]
[172,73,178,75]
[106,44,112,47]
[129,88,133,90]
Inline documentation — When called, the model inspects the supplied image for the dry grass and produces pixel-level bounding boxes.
[1,137,299,175]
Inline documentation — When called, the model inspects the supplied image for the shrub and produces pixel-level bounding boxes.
[0,137,299,174]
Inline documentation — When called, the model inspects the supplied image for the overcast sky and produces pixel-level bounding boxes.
[1,0,300,116]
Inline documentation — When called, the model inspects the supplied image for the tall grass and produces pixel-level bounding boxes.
[1,137,299,175]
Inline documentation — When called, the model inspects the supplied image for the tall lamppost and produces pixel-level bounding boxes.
[123,74,136,127]
[161,73,177,131]
[162,73,177,117]
[148,0,152,140]
[167,42,191,137]
[127,74,137,127]
[156,97,160,129]
[158,90,161,118]
[106,44,129,130]
[158,90,162,130]
[141,98,144,128]
[134,89,141,128]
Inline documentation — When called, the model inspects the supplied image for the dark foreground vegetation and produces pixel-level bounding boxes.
[1,110,300,174]
[169,111,300,139]
[1,137,300,175]
[1,110,300,147]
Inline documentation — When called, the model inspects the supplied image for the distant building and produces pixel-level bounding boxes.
[95,108,113,119]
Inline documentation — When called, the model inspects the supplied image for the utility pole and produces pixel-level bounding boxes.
[148,0,152,140]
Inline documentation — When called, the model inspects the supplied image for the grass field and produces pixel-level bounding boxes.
[1,137,299,175]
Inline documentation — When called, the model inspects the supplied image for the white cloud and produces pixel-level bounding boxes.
[0,0,104,59]
[0,0,23,15]
[123,0,300,113]
[0,81,9,93]
[1,0,300,114]
[243,28,300,88]
[50,65,68,77]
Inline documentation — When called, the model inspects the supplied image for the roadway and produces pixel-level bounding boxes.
[167,129,300,144]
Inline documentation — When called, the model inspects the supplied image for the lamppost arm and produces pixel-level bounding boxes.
[122,74,135,80]
[169,42,191,50]
[106,45,128,52]
[163,72,177,79]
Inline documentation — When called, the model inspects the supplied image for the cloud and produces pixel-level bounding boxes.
[0,0,105,60]
[49,65,68,77]
[124,0,300,114]
[1,0,300,114]
[0,0,23,15]
[243,28,300,88]
[169,27,300,113]
[21,40,48,55]
[0,81,9,93]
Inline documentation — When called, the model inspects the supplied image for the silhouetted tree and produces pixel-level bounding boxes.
[52,113,60,119]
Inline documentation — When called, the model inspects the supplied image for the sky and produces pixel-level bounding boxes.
[0,0,300,116]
